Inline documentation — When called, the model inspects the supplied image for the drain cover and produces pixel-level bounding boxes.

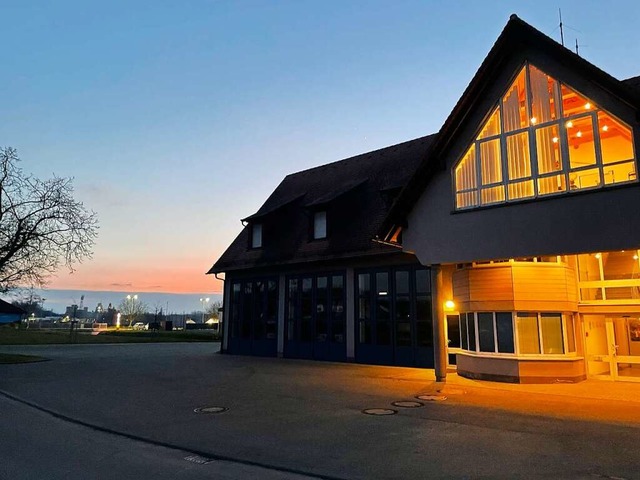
[362,408,397,416]
[184,455,212,465]
[392,400,424,408]
[194,406,227,414]
[416,394,447,402]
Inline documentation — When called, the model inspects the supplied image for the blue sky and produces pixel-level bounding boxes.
[1,0,639,297]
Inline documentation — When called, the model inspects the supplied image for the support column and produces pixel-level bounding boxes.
[346,267,355,360]
[221,279,231,354]
[277,274,286,357]
[431,266,447,382]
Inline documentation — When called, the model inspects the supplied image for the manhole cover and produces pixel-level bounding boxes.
[416,394,447,402]
[194,406,227,414]
[362,408,397,416]
[392,400,424,408]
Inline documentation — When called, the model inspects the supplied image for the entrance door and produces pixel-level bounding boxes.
[587,316,640,381]
[446,314,461,367]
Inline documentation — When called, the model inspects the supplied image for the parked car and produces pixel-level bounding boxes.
[132,322,147,330]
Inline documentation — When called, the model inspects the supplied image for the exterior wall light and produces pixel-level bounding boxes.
[444,300,456,311]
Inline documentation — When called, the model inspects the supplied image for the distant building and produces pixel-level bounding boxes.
[0,299,26,324]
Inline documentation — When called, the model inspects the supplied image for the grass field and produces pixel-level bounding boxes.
[0,353,47,364]
[0,326,220,345]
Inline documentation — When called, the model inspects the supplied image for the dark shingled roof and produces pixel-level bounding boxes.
[0,299,26,315]
[209,134,437,274]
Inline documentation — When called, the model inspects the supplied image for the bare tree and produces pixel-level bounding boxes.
[118,295,148,328]
[0,147,98,292]
[206,300,222,320]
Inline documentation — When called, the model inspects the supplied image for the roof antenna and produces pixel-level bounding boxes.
[575,38,580,56]
[559,8,565,46]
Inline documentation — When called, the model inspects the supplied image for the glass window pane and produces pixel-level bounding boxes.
[502,67,529,132]
[447,315,461,349]
[376,272,389,295]
[603,161,636,185]
[506,132,531,180]
[316,277,328,341]
[460,313,469,350]
[508,180,534,200]
[540,313,564,354]
[529,65,559,124]
[467,313,477,352]
[377,322,391,345]
[396,322,411,346]
[358,273,370,295]
[598,111,635,165]
[477,108,501,139]
[568,115,596,170]
[415,269,430,294]
[570,167,600,190]
[359,321,371,344]
[395,271,409,295]
[456,191,477,209]
[566,315,576,353]
[538,174,566,196]
[455,145,477,190]
[313,211,327,239]
[251,223,262,248]
[416,321,433,347]
[358,298,370,320]
[496,312,515,353]
[480,139,502,185]
[266,280,278,339]
[536,125,562,174]
[561,84,592,117]
[477,313,496,353]
[480,186,505,205]
[516,313,540,354]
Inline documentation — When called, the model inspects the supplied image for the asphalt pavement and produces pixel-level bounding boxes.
[1,343,640,479]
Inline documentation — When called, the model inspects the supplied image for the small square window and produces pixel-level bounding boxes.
[313,211,327,239]
[251,223,262,248]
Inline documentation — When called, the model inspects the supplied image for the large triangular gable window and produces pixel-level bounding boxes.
[454,63,637,210]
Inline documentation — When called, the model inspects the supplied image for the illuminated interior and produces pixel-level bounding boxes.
[454,63,637,209]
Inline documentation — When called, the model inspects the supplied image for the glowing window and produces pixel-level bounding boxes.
[453,63,637,210]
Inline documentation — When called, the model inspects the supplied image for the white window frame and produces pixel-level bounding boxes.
[452,62,637,211]
[460,311,577,358]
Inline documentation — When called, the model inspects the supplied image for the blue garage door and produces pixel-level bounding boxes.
[355,267,433,368]
[228,278,278,357]
[284,273,346,362]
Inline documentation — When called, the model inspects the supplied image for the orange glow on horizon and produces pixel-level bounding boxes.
[48,261,223,295]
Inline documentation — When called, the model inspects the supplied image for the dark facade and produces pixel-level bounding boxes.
[209,136,437,368]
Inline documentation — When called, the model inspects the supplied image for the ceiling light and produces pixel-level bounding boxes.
[531,117,537,124]
[602,125,609,132]
[576,131,582,138]
[566,121,573,128]
[584,102,592,110]
[634,254,639,260]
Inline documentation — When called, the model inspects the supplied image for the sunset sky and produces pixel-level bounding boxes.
[2,0,640,296]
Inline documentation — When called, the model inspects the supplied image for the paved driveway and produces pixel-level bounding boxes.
[1,343,639,479]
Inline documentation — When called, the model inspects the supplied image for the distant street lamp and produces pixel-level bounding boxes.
[200,297,210,323]
[126,294,138,328]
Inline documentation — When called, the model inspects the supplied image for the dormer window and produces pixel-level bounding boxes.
[251,223,262,248]
[313,211,327,239]
[453,63,637,210]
